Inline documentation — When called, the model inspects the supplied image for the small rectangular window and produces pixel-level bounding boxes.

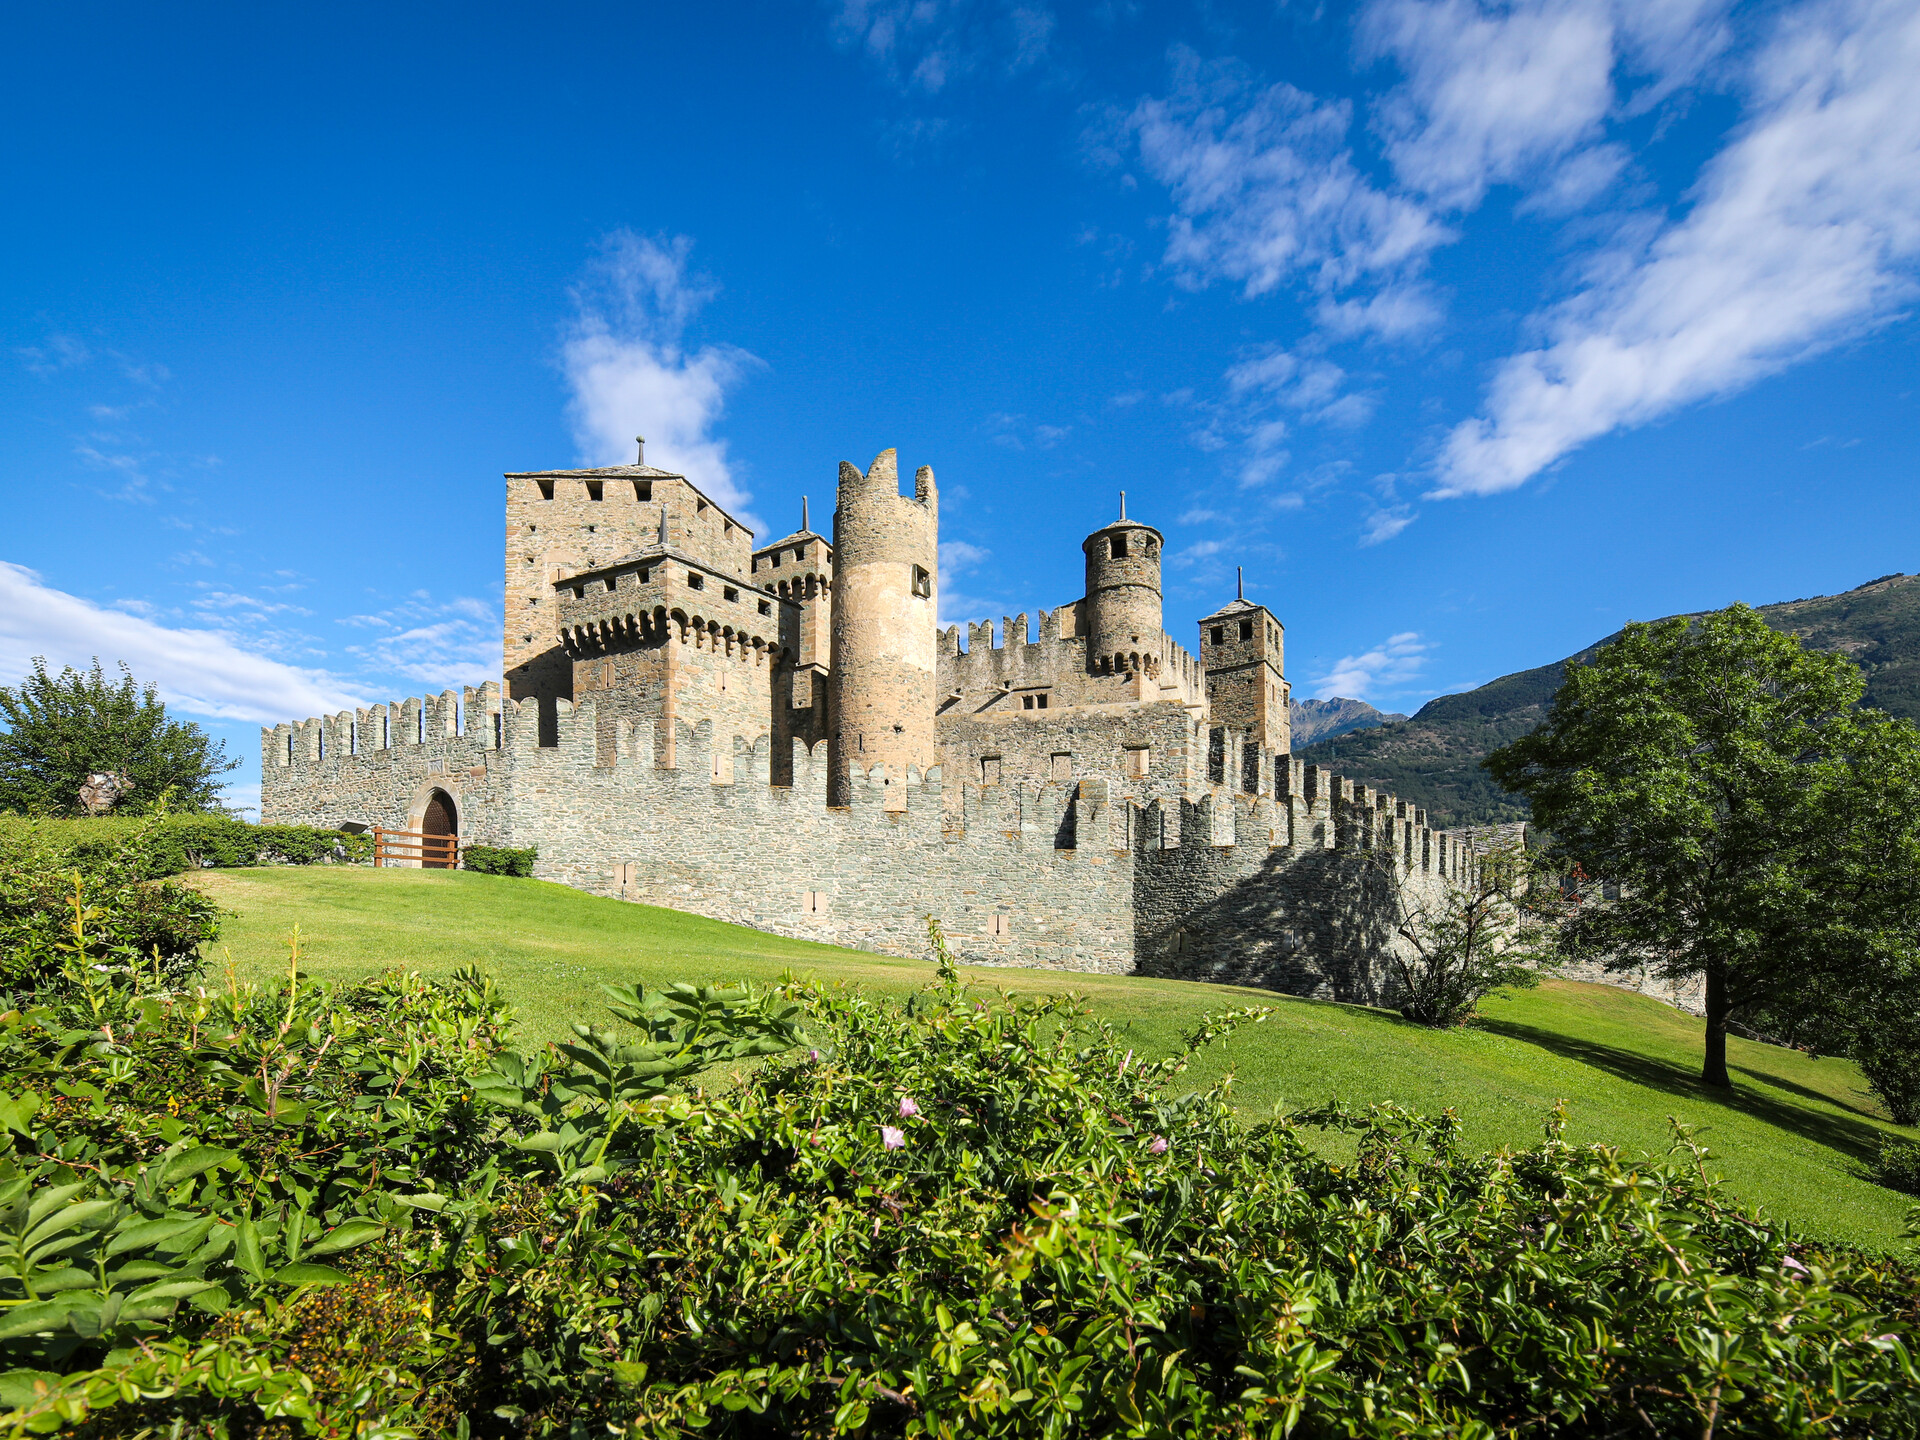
[604,576,617,592]
[771,550,782,567]
[981,756,1002,784]
[1240,618,1253,640]
[1022,694,1034,709]
[536,479,554,500]
[633,481,652,501]
[989,914,1011,938]
[724,586,739,602]
[1036,694,1048,709]
[724,520,733,537]
[1210,625,1224,645]
[911,565,931,598]
[758,599,771,616]
[697,499,709,515]
[586,481,603,501]
[572,584,584,599]
[637,568,649,583]
[1126,745,1150,778]
[794,545,806,563]
[687,573,704,590]
[1110,534,1127,559]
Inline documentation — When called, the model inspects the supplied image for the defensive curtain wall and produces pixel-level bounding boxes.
[262,684,1487,1001]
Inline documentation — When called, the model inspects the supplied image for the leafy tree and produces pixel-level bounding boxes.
[1380,837,1549,1026]
[1487,605,1920,1087]
[0,658,236,815]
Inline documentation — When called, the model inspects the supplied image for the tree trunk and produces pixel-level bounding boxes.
[1702,966,1731,1087]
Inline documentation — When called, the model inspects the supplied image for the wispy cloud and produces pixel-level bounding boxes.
[1359,505,1417,546]
[936,538,1007,626]
[561,231,764,532]
[1358,0,1732,212]
[1109,47,1452,331]
[832,0,1054,93]
[1311,631,1431,700]
[1434,0,1920,496]
[338,593,500,690]
[0,563,366,724]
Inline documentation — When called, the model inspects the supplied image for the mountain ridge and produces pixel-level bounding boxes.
[1293,571,1920,827]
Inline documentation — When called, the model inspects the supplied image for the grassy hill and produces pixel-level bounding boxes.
[1297,571,1920,826]
[189,865,1919,1249]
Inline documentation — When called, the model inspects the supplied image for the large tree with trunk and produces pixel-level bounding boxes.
[1486,605,1920,1088]
[0,657,237,816]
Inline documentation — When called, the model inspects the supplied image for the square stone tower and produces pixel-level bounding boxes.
[503,441,753,713]
[1200,596,1290,755]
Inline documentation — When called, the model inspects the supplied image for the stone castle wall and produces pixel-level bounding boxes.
[263,691,1475,997]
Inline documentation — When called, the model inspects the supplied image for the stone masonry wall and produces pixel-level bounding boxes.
[261,683,510,849]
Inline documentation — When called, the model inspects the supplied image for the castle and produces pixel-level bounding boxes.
[262,444,1485,999]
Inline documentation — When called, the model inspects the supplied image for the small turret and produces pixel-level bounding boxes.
[827,449,939,807]
[1081,492,1164,676]
[1201,575,1289,754]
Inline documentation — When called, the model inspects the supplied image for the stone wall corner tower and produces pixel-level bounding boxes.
[1080,496,1164,677]
[828,448,938,808]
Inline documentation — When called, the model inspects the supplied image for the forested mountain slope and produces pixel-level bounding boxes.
[1295,572,1920,826]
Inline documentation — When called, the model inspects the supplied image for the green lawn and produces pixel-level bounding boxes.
[191,866,1920,1250]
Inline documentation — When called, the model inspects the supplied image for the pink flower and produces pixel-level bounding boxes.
[1782,1255,1810,1277]
[881,1126,906,1151]
[1148,1136,1168,1155]
[898,1097,920,1119]
[809,1049,820,1062]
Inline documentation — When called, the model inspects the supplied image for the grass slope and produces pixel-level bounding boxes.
[189,866,1919,1249]
[1298,571,1920,826]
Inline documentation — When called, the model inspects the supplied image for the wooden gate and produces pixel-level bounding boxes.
[373,827,460,869]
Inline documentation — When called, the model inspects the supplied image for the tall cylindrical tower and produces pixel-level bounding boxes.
[828,448,938,808]
[1081,508,1164,674]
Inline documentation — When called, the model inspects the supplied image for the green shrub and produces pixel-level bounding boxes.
[1874,1137,1920,1196]
[0,815,372,880]
[0,816,221,995]
[464,843,537,877]
[0,965,1913,1438]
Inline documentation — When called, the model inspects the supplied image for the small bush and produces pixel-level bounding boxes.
[0,816,221,994]
[464,843,536,877]
[1873,1137,1920,1195]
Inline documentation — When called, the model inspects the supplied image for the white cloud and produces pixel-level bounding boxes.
[561,231,764,532]
[338,594,500,691]
[832,0,1054,93]
[1359,505,1418,545]
[936,540,1006,626]
[0,563,367,725]
[1118,49,1453,321]
[1359,0,1731,210]
[1434,0,1920,496]
[940,540,992,573]
[1311,631,1430,699]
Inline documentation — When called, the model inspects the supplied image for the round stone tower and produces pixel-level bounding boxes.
[1081,499,1164,674]
[828,448,938,808]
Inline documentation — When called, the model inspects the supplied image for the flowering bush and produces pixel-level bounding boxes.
[0,948,1914,1435]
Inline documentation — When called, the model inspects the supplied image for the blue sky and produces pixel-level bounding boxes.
[4,0,1917,813]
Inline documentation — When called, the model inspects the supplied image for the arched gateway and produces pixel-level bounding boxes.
[421,788,458,868]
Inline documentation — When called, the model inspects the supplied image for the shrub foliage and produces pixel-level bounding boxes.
[464,844,538,878]
[0,947,1914,1437]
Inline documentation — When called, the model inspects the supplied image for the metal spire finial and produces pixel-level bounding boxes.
[1119,490,1126,521]
[1237,566,1244,601]
[635,435,646,466]
[802,495,809,533]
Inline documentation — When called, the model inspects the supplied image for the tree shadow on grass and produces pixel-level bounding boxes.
[1477,1019,1893,1168]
